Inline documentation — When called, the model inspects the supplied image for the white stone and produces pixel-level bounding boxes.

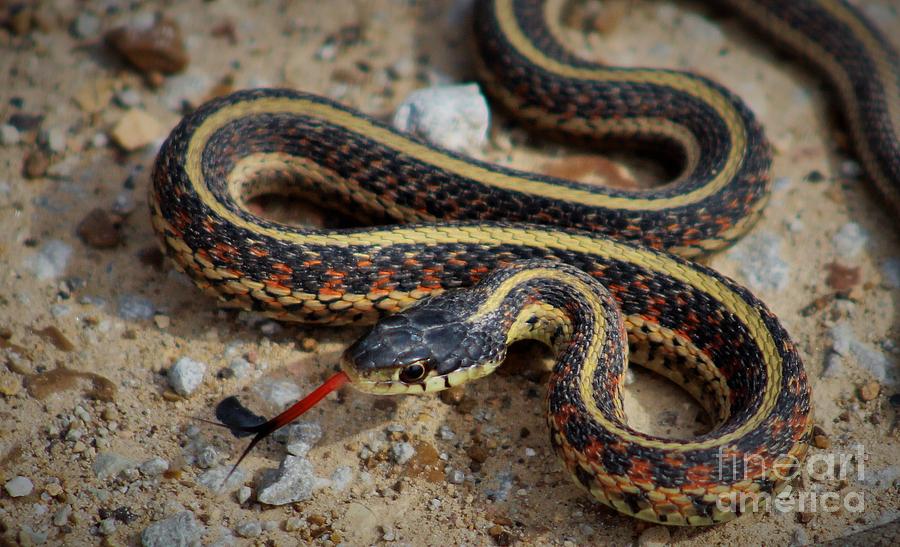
[4,476,34,497]
[25,240,73,280]
[0,124,20,145]
[832,222,868,258]
[168,357,207,396]
[392,83,489,154]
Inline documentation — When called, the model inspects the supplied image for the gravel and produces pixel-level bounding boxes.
[390,441,415,464]
[4,476,34,497]
[832,222,868,258]
[728,230,789,292]
[330,466,354,492]
[25,240,73,280]
[92,452,136,480]
[139,457,169,476]
[197,466,246,493]
[168,357,207,396]
[235,521,261,538]
[392,83,489,154]
[117,294,156,320]
[252,379,302,410]
[256,455,317,505]
[141,511,204,547]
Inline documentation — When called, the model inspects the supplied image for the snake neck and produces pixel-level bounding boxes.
[479,262,629,423]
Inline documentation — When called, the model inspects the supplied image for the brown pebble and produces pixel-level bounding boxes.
[105,15,188,75]
[307,514,327,526]
[467,444,489,464]
[33,325,76,352]
[77,208,122,248]
[813,435,831,449]
[456,396,477,415]
[797,511,814,524]
[110,109,164,151]
[9,6,33,35]
[825,262,861,293]
[153,314,171,329]
[859,381,881,402]
[439,385,466,406]
[161,390,181,402]
[488,525,512,546]
[138,246,165,269]
[300,337,318,352]
[23,149,50,178]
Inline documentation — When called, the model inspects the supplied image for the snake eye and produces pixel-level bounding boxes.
[398,362,428,383]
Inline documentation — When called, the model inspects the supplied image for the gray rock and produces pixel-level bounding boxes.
[728,230,789,292]
[4,476,33,497]
[390,441,415,465]
[0,124,20,145]
[235,521,261,538]
[276,421,323,456]
[485,470,513,501]
[52,504,72,526]
[197,466,246,493]
[438,425,455,441]
[330,466,353,492]
[92,452,136,480]
[831,322,894,385]
[25,240,73,280]
[139,457,169,476]
[256,455,316,505]
[832,222,868,258]
[195,445,219,469]
[392,83,489,154]
[227,357,251,379]
[168,357,206,396]
[237,486,252,504]
[73,13,100,38]
[99,518,117,536]
[141,511,204,547]
[446,468,465,484]
[882,258,900,289]
[117,294,155,320]
[252,379,302,410]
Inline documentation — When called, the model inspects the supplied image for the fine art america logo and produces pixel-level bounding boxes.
[715,444,866,515]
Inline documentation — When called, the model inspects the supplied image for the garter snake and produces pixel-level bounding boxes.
[150,0,898,526]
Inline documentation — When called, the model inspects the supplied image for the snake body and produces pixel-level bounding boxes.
[150,0,898,526]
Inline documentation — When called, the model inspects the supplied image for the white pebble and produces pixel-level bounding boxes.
[168,357,207,396]
[139,457,169,476]
[392,83,489,154]
[25,240,73,280]
[832,222,868,258]
[390,441,415,465]
[45,127,67,153]
[0,124,20,145]
[637,525,671,547]
[5,476,34,497]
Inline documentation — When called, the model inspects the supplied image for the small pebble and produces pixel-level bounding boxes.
[110,109,164,151]
[859,381,881,402]
[98,518,117,536]
[93,452,136,480]
[23,149,50,179]
[73,13,101,39]
[77,208,122,248]
[235,521,261,538]
[5,476,34,497]
[227,357,251,379]
[728,230,789,292]
[447,469,465,484]
[195,445,219,469]
[637,525,671,547]
[139,457,169,476]
[52,505,72,526]
[140,511,204,547]
[832,222,868,259]
[330,466,353,492]
[392,83,489,154]
[117,294,155,320]
[256,455,317,505]
[390,442,416,465]
[0,124,20,145]
[105,15,188,75]
[168,357,206,396]
[116,88,143,108]
[44,127,67,153]
[882,258,900,289]
[438,425,455,440]
[197,466,245,493]
[153,314,170,329]
[237,486,252,504]
[284,517,303,532]
[253,379,302,409]
[300,337,318,351]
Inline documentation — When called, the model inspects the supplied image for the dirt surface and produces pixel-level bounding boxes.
[1,1,898,546]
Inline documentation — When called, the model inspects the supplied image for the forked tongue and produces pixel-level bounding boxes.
[212,371,349,485]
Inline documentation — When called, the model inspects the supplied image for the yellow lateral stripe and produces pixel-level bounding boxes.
[492,0,748,208]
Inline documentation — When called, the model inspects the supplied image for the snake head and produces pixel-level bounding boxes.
[341,291,507,394]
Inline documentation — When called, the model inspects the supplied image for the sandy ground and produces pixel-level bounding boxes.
[1,0,898,545]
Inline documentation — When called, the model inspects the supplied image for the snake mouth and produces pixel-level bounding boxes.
[340,354,505,395]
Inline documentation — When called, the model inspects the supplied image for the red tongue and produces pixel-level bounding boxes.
[221,371,349,484]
